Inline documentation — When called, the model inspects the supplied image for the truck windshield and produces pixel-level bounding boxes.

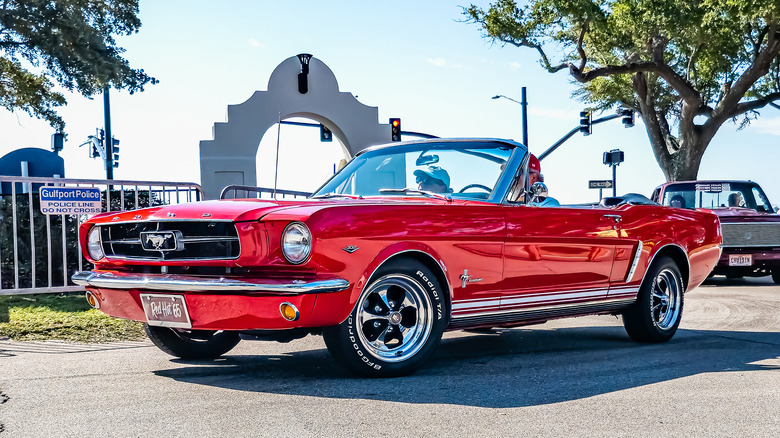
[661,182,774,213]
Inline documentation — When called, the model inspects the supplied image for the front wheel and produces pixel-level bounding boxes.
[144,325,240,359]
[323,260,447,377]
[772,270,780,285]
[622,256,684,343]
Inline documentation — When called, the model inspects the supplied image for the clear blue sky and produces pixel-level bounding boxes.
[1,0,779,204]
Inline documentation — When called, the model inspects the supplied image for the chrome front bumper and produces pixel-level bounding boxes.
[71,271,350,294]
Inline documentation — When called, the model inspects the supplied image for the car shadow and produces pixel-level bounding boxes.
[701,276,777,287]
[153,325,780,408]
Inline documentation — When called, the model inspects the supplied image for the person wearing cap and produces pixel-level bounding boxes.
[413,165,451,194]
[527,154,559,207]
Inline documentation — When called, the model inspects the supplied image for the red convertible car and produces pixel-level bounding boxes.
[73,139,722,377]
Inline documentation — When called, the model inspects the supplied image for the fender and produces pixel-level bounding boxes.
[349,242,453,317]
[638,242,690,290]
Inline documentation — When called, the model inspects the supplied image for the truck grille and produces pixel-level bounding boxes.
[99,221,240,261]
[721,222,780,248]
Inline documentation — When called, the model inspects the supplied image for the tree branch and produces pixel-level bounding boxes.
[711,20,780,125]
[730,92,780,118]
[497,36,569,73]
[576,21,589,73]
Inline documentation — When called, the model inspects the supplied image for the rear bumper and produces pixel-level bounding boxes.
[72,271,349,294]
[714,248,780,275]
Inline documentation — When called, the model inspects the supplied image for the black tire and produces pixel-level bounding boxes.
[772,270,780,285]
[622,256,684,343]
[323,260,448,377]
[144,324,240,359]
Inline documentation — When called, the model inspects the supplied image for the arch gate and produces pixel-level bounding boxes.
[199,55,393,199]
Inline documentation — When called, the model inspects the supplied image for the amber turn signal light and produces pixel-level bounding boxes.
[279,302,299,321]
[85,291,100,309]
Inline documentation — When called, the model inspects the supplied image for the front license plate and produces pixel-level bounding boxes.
[728,254,753,267]
[140,294,192,328]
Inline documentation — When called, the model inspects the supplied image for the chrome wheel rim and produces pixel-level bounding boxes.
[356,274,433,362]
[651,268,682,330]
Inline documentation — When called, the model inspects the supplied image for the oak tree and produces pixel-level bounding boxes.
[0,0,156,131]
[466,0,780,181]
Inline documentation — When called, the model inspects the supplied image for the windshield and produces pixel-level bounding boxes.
[312,141,516,200]
[661,182,774,213]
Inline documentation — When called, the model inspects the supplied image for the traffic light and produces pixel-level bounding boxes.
[579,111,592,136]
[51,132,65,153]
[603,149,625,166]
[87,135,102,158]
[620,108,635,128]
[390,118,401,141]
[111,137,120,168]
[320,124,332,142]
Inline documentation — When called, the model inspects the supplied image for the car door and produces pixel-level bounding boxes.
[501,205,622,312]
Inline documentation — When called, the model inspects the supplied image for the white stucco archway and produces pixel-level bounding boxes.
[199,55,393,199]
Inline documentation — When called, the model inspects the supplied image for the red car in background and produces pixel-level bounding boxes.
[652,180,780,284]
[74,139,721,377]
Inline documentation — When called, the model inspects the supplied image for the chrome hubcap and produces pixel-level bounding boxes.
[356,274,433,362]
[651,268,681,330]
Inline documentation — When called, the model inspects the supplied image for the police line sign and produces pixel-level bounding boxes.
[39,187,102,215]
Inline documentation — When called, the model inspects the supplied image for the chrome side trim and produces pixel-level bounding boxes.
[625,241,644,282]
[449,298,636,328]
[71,271,349,294]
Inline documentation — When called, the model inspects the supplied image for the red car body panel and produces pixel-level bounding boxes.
[77,196,721,332]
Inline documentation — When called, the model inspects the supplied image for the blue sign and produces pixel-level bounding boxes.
[39,187,102,215]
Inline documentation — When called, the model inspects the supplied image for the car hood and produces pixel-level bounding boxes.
[88,197,469,224]
[703,207,779,223]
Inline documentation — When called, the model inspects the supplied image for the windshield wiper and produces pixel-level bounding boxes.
[379,188,451,201]
[310,193,363,199]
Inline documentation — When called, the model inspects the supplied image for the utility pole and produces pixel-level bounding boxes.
[521,87,528,147]
[103,86,114,180]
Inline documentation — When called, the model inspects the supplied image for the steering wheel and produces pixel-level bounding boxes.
[458,184,492,193]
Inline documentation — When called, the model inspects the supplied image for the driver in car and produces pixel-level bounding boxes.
[528,154,559,207]
[414,166,451,194]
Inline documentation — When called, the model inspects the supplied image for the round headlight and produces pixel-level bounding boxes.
[87,226,105,261]
[281,222,312,264]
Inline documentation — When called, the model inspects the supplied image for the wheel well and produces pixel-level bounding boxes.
[652,245,690,290]
[377,252,452,319]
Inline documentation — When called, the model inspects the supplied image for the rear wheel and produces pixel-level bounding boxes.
[144,325,240,359]
[622,256,684,343]
[323,260,447,377]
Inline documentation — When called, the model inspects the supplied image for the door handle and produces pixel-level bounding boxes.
[603,214,622,230]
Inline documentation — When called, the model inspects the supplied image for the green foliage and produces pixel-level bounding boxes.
[0,293,145,342]
[466,0,780,180]
[0,0,157,130]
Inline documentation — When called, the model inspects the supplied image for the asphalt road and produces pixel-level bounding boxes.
[1,277,779,437]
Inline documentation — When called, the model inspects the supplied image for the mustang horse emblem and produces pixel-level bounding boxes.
[146,234,169,250]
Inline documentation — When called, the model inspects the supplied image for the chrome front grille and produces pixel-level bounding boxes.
[721,222,780,248]
[99,221,240,261]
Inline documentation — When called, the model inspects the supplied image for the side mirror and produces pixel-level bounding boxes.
[774,206,779,214]
[528,182,548,205]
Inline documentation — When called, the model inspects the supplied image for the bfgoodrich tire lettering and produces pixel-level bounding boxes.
[144,324,240,359]
[323,260,447,377]
[622,256,684,343]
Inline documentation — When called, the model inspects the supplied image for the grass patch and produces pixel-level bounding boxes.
[0,293,145,343]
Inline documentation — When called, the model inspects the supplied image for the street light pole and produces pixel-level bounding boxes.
[103,85,113,180]
[492,88,529,146]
